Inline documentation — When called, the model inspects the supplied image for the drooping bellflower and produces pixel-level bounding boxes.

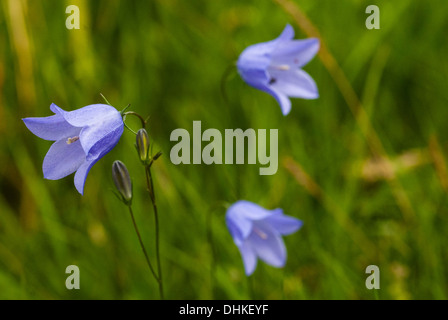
[23,103,124,195]
[226,200,303,276]
[237,24,319,115]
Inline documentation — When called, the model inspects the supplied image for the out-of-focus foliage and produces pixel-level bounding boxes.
[1,0,448,299]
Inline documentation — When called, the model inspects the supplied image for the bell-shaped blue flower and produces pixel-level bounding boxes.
[23,103,124,195]
[226,200,303,276]
[237,24,319,115]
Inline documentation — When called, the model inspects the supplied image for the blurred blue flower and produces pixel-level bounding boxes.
[226,200,303,275]
[23,103,124,195]
[237,24,319,115]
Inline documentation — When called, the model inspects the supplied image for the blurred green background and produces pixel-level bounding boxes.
[1,0,448,299]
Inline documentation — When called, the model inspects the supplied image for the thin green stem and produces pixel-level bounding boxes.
[373,289,380,300]
[127,205,159,283]
[220,62,237,105]
[123,122,138,135]
[100,93,112,105]
[123,111,147,129]
[247,274,254,299]
[281,270,285,300]
[122,111,147,136]
[206,208,216,299]
[206,201,229,299]
[145,165,164,300]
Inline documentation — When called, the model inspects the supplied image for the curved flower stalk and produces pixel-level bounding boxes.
[108,112,164,299]
[226,200,303,276]
[237,24,320,115]
[23,103,124,194]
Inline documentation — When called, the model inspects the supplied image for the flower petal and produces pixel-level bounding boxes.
[51,103,121,127]
[264,211,303,235]
[79,118,124,161]
[22,113,79,141]
[74,158,97,195]
[236,24,295,88]
[230,200,273,221]
[73,127,123,195]
[272,38,320,68]
[237,64,270,92]
[226,203,253,245]
[250,222,286,268]
[263,86,292,115]
[43,138,85,180]
[276,24,295,43]
[239,24,294,63]
[268,68,319,100]
[237,241,258,276]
